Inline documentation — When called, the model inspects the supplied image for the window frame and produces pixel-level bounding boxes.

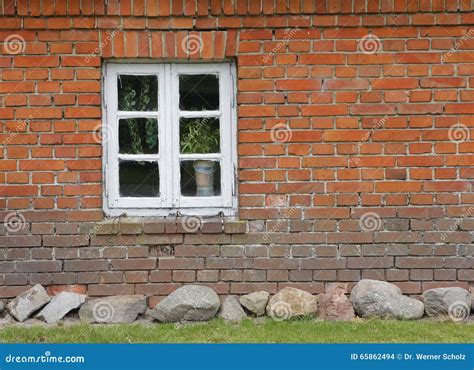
[103,62,237,217]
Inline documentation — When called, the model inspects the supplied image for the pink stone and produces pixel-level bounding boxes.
[318,283,355,321]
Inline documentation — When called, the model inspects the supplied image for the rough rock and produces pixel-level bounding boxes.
[36,292,86,324]
[79,295,147,324]
[148,285,220,323]
[0,313,15,327]
[318,283,355,321]
[218,296,247,322]
[0,300,4,314]
[422,287,471,320]
[7,284,51,322]
[350,279,424,320]
[239,291,270,316]
[266,287,317,320]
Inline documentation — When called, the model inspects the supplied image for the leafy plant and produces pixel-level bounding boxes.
[118,76,158,155]
[180,118,220,154]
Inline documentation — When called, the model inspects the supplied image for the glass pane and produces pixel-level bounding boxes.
[119,161,160,197]
[179,74,219,111]
[180,117,220,154]
[180,160,221,197]
[119,118,158,155]
[118,75,158,111]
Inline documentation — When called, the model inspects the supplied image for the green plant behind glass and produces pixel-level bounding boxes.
[119,77,158,155]
[180,118,220,154]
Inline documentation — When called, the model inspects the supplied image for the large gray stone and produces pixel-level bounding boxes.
[239,291,270,316]
[79,295,146,324]
[422,287,471,320]
[0,300,4,314]
[218,296,247,323]
[148,285,220,323]
[350,279,424,320]
[266,287,317,321]
[7,284,51,322]
[36,292,86,324]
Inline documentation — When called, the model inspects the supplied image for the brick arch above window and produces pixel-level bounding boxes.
[99,30,238,60]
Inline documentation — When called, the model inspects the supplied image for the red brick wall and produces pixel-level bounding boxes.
[1,0,473,301]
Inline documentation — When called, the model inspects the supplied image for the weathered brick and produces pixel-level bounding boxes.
[174,245,219,257]
[120,218,143,235]
[16,260,62,272]
[125,271,149,283]
[0,236,41,247]
[224,220,247,234]
[221,245,245,257]
[88,284,135,296]
[64,260,109,272]
[100,272,124,283]
[149,270,172,282]
[43,235,89,247]
[172,270,196,282]
[143,218,165,234]
[111,258,156,270]
[158,258,204,270]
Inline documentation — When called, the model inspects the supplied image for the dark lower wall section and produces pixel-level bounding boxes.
[1,215,472,302]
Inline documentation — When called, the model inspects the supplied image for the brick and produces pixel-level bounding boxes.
[221,245,245,257]
[143,218,165,234]
[64,260,109,272]
[0,236,41,247]
[150,270,172,282]
[111,258,157,270]
[220,270,242,281]
[197,270,219,282]
[158,258,204,270]
[16,261,62,272]
[120,218,143,235]
[172,270,196,282]
[88,284,135,296]
[43,235,89,247]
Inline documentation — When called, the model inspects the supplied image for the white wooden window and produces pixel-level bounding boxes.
[103,63,237,216]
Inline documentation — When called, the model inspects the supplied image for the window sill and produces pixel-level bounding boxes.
[94,216,246,236]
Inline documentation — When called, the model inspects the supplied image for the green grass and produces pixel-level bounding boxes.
[1,319,472,343]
